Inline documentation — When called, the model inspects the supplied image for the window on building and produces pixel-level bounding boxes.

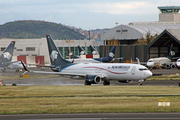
[1,47,6,51]
[26,47,35,51]
[17,49,23,51]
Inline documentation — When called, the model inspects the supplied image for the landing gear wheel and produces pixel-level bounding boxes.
[139,83,142,86]
[103,81,110,85]
[84,81,91,85]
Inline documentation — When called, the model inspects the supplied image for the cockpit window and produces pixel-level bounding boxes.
[148,60,153,62]
[178,60,180,62]
[139,68,148,71]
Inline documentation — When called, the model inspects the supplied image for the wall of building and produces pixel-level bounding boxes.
[159,13,180,22]
[0,38,104,64]
[101,25,143,41]
[100,45,149,63]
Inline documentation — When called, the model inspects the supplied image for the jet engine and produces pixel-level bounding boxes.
[171,64,176,69]
[166,64,171,69]
[85,75,101,84]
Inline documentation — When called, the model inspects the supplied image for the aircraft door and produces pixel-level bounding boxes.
[131,66,136,75]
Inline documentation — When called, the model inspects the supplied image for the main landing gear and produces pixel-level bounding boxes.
[103,81,110,85]
[84,81,91,85]
[84,81,110,86]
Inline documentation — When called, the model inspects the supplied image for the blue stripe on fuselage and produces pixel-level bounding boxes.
[60,63,77,72]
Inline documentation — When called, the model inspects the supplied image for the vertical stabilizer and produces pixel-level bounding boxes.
[0,41,15,64]
[106,46,116,61]
[90,45,99,55]
[168,44,175,60]
[98,46,116,62]
[46,34,72,71]
[78,46,86,55]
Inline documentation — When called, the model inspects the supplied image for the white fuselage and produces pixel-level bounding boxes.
[146,57,171,68]
[176,58,180,68]
[7,61,23,69]
[60,63,152,81]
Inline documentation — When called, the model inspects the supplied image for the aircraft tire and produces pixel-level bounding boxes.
[84,81,91,85]
[139,83,143,86]
[103,81,110,85]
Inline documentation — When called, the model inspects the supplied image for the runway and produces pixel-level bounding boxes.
[1,68,180,86]
[1,113,180,120]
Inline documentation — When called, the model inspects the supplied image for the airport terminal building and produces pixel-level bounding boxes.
[0,38,103,64]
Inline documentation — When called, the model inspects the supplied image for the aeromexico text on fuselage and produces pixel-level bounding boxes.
[61,64,130,71]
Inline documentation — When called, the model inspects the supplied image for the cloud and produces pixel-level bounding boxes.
[88,2,152,15]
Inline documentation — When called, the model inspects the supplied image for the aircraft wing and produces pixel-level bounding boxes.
[21,61,87,77]
[30,70,87,77]
[2,61,20,66]
[27,63,55,68]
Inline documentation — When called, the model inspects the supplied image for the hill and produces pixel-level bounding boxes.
[0,20,86,40]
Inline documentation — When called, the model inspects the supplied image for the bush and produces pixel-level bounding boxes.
[12,83,17,86]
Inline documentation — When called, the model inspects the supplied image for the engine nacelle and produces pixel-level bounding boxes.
[171,64,176,69]
[166,64,171,69]
[118,80,132,83]
[85,75,101,84]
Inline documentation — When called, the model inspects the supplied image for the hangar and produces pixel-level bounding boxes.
[101,6,180,45]
[101,22,180,45]
[100,6,180,62]
[148,29,180,59]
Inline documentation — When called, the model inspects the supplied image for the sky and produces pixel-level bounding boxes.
[0,0,180,30]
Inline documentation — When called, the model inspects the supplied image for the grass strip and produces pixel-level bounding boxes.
[0,86,179,114]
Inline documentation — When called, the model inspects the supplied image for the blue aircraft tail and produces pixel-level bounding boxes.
[46,34,73,71]
[167,44,175,60]
[96,46,116,63]
[0,41,15,65]
[106,46,116,61]
[78,46,86,55]
[89,45,99,55]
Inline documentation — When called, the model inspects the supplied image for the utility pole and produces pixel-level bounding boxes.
[88,31,91,40]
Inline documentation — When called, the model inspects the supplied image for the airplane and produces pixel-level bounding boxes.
[0,41,23,72]
[146,44,177,69]
[66,46,86,59]
[21,34,152,85]
[78,46,86,55]
[66,46,117,63]
[7,61,23,72]
[67,48,80,59]
[89,45,99,55]
[176,58,180,69]
[67,45,99,59]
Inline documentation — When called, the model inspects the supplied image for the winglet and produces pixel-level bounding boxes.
[21,61,30,72]
[136,57,140,64]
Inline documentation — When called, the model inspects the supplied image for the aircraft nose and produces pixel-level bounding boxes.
[146,62,153,67]
[146,70,153,78]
